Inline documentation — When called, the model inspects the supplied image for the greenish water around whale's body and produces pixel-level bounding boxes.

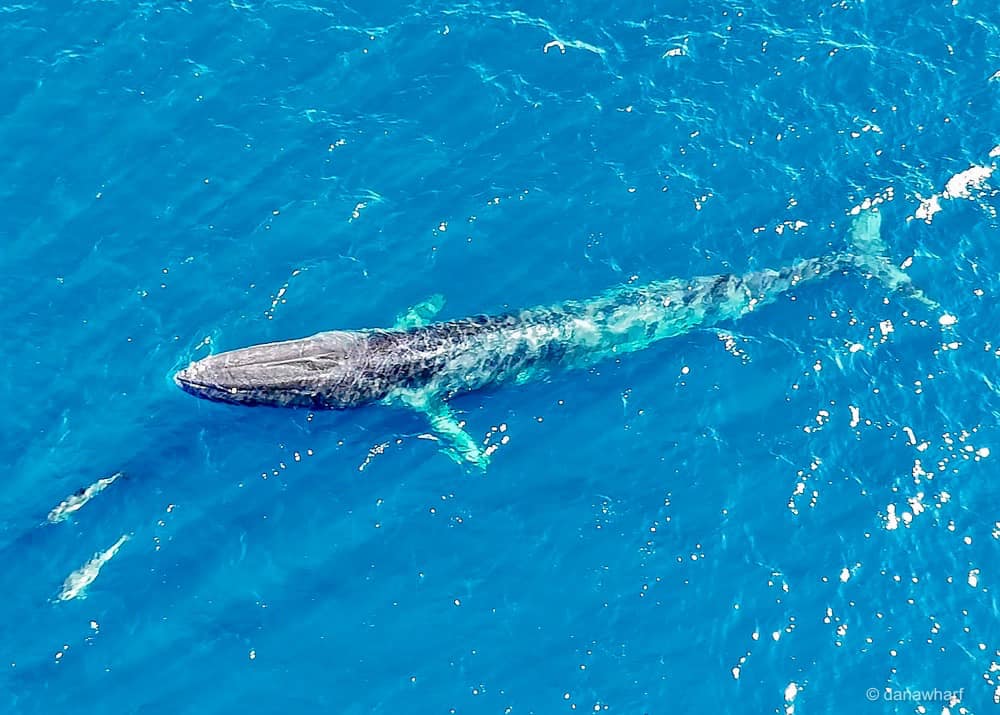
[3,0,1000,713]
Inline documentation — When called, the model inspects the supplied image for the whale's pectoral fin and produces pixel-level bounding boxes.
[424,401,490,470]
[394,294,445,330]
[398,390,489,470]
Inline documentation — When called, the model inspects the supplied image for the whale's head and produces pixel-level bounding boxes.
[174,330,379,409]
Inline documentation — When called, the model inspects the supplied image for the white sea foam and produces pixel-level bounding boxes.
[944,165,994,199]
[910,156,996,224]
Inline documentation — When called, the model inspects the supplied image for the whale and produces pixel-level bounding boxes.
[174,210,929,467]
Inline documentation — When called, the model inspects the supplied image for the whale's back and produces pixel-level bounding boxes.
[173,311,564,409]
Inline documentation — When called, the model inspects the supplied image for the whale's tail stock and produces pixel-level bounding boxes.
[847,209,938,309]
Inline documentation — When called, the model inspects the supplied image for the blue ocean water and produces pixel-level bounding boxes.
[3,0,1000,711]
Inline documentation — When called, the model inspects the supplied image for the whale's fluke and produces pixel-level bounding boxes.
[848,209,936,308]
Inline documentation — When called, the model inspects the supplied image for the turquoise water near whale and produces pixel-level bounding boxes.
[3,0,1000,712]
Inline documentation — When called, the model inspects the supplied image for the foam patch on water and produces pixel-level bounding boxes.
[910,151,997,224]
[847,187,895,215]
[944,165,994,199]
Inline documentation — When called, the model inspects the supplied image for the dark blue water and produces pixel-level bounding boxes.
[3,0,1000,712]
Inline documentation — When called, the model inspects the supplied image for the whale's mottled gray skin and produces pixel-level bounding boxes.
[174,254,859,409]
